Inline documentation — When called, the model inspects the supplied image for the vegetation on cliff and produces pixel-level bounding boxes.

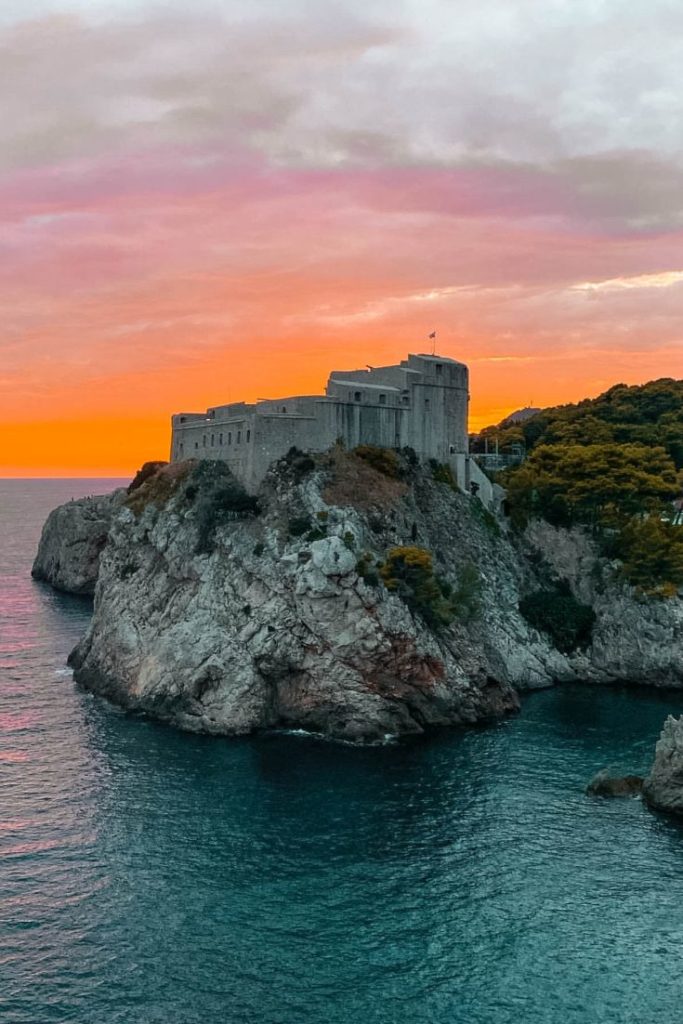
[487,380,683,596]
[379,546,481,628]
[519,584,596,653]
[484,378,683,469]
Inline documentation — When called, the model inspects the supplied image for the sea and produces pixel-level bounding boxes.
[1,478,683,1024]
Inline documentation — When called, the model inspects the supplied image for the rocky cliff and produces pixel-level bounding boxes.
[32,489,126,595]
[68,453,534,741]
[36,449,683,742]
[643,716,683,816]
[522,521,683,688]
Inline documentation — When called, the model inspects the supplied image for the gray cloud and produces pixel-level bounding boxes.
[0,1,682,233]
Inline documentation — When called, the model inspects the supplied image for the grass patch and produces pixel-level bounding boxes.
[471,497,501,538]
[354,445,403,479]
[323,447,408,510]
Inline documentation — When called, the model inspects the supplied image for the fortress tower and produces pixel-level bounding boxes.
[170,353,495,506]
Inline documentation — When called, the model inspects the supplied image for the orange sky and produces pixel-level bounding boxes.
[1,3,682,476]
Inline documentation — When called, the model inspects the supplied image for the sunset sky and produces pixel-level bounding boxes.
[1,0,682,476]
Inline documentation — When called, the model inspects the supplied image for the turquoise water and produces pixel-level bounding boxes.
[2,480,683,1024]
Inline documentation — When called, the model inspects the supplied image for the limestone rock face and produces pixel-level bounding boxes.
[643,716,683,816]
[67,455,566,741]
[523,522,683,688]
[32,490,125,595]
[36,450,683,743]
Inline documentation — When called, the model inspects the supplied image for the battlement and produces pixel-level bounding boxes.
[170,352,496,507]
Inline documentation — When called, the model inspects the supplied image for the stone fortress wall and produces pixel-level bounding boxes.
[170,353,497,507]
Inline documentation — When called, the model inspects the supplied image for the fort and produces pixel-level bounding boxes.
[170,352,497,506]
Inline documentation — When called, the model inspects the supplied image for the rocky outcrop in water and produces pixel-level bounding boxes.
[67,454,539,741]
[643,716,683,816]
[32,489,125,595]
[586,770,644,798]
[523,522,683,688]
[35,448,683,742]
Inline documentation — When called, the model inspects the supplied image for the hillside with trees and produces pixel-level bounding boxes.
[483,379,683,595]
[482,378,683,468]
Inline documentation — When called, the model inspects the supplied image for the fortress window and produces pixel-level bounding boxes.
[219,433,223,445]
[194,441,199,450]
[402,395,409,405]
[281,406,287,414]
[425,399,430,410]
[180,416,186,423]
[203,435,207,447]
[179,443,184,455]
[379,394,386,405]
[237,430,242,443]
[354,391,361,402]
[449,444,456,454]
[228,432,232,445]
[436,363,443,376]
[211,433,215,446]
[246,429,251,442]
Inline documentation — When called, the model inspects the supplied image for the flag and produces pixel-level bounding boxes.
[428,331,436,339]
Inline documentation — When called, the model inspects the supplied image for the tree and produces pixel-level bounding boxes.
[482,378,683,469]
[504,443,680,529]
[610,518,683,596]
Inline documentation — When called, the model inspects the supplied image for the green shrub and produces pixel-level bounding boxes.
[127,460,169,494]
[471,497,501,537]
[608,517,683,597]
[519,584,595,652]
[343,531,356,551]
[430,460,458,491]
[451,562,482,621]
[356,552,380,587]
[187,462,260,554]
[306,527,327,542]
[289,516,311,538]
[281,447,315,481]
[400,446,419,469]
[379,546,456,629]
[253,542,265,557]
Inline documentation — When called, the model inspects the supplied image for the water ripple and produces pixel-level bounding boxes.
[2,480,683,1024]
